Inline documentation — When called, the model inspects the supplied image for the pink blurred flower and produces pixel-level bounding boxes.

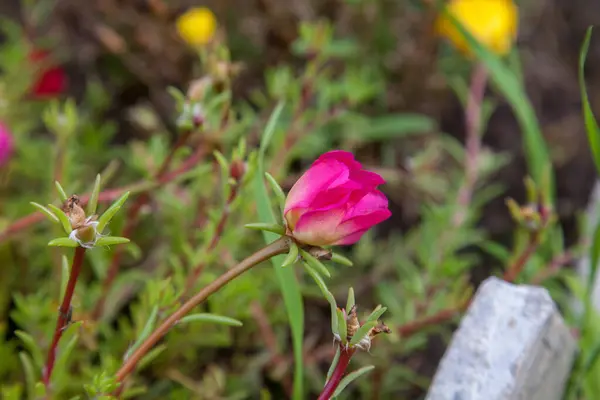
[284,151,391,246]
[29,49,66,98]
[0,123,13,166]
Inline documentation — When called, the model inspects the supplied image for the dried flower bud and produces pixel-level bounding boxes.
[346,305,359,341]
[64,195,87,229]
[187,77,213,102]
[368,322,391,339]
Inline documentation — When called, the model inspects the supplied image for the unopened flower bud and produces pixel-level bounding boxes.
[229,159,246,182]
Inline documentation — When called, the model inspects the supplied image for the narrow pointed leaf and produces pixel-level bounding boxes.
[55,181,68,202]
[178,313,243,327]
[30,202,59,223]
[53,322,82,386]
[332,365,375,398]
[48,238,79,248]
[60,255,69,302]
[326,346,341,383]
[138,345,167,371]
[265,172,286,213]
[87,174,101,216]
[95,236,130,247]
[47,204,72,234]
[346,288,355,316]
[97,191,130,232]
[300,249,331,278]
[579,27,600,175]
[336,308,347,345]
[125,306,159,360]
[253,100,304,399]
[19,352,35,400]
[282,242,299,267]
[244,223,285,235]
[349,321,378,346]
[302,263,338,336]
[444,7,553,200]
[366,306,387,323]
[15,331,43,370]
[331,252,353,267]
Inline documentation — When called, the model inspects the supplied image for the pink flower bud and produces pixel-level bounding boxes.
[284,151,391,246]
[0,122,14,166]
[29,49,66,98]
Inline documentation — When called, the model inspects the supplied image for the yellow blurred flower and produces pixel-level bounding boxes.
[176,7,217,46]
[436,0,518,56]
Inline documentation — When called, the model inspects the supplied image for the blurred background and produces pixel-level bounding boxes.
[1,0,600,399]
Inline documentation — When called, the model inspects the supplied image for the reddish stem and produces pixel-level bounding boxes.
[43,246,86,388]
[453,63,488,227]
[318,346,356,400]
[92,133,195,319]
[502,232,541,283]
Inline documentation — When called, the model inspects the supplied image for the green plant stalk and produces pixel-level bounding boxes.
[318,346,356,400]
[114,237,290,383]
[43,246,86,387]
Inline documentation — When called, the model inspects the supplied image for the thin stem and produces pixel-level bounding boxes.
[182,178,241,297]
[43,246,86,387]
[114,237,290,383]
[92,132,194,319]
[453,63,488,227]
[318,346,356,400]
[502,231,541,283]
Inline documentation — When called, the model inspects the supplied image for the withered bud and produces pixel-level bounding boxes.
[229,159,246,182]
[187,77,213,102]
[63,195,87,229]
[346,305,359,340]
[307,247,332,261]
[368,322,391,339]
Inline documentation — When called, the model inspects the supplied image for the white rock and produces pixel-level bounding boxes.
[426,277,576,400]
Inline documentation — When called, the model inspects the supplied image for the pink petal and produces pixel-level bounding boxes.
[333,208,392,245]
[291,208,346,246]
[317,150,362,171]
[284,160,349,214]
[349,169,385,188]
[342,190,389,222]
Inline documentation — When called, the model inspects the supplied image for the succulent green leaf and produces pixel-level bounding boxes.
[244,223,286,235]
[60,255,69,302]
[97,191,130,233]
[125,306,159,360]
[95,236,130,247]
[19,352,35,400]
[300,249,331,278]
[54,181,68,202]
[349,321,378,347]
[178,313,243,327]
[336,308,347,345]
[330,252,353,267]
[47,204,72,234]
[87,174,101,216]
[346,288,355,315]
[14,331,43,370]
[265,172,286,214]
[30,202,59,223]
[302,263,338,336]
[282,241,299,267]
[48,238,79,248]
[326,346,341,383]
[332,365,375,397]
[366,306,387,323]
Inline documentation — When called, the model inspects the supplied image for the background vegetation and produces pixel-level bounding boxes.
[0,0,600,399]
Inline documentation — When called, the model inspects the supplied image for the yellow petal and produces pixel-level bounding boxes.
[436,0,518,56]
[176,7,217,46]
